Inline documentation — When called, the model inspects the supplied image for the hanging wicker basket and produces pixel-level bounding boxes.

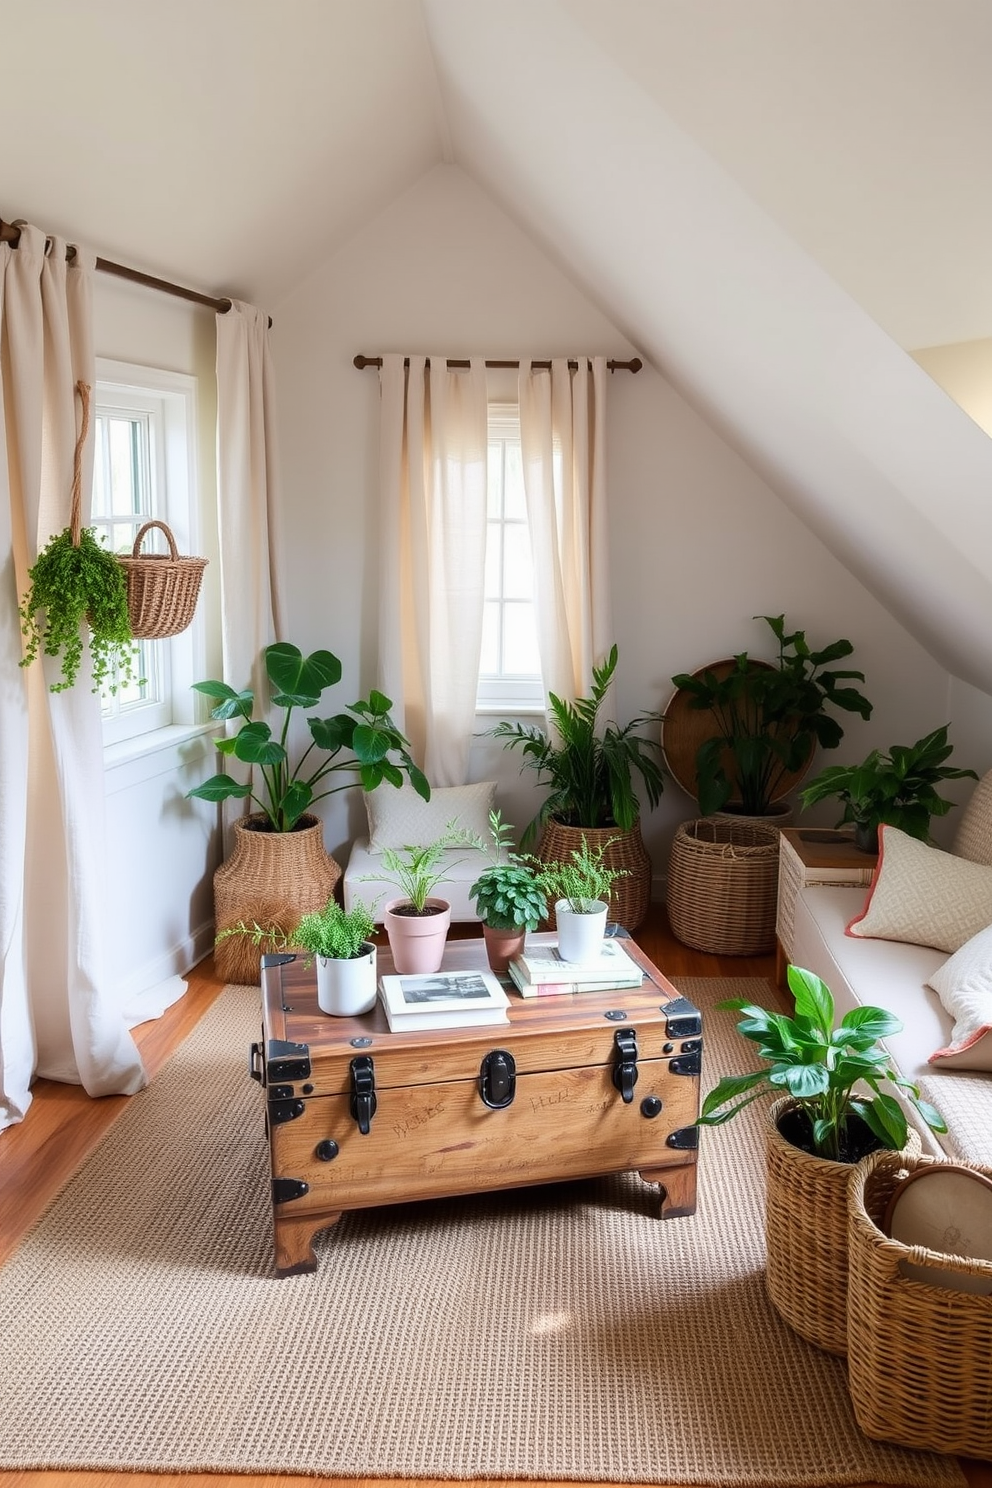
[117,519,208,639]
[666,817,780,955]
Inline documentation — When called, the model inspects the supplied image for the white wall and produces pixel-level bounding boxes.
[94,275,223,1002]
[270,164,969,887]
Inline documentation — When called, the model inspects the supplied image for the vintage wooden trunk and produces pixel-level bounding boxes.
[252,936,702,1275]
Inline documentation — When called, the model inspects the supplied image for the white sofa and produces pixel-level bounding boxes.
[788,774,992,1166]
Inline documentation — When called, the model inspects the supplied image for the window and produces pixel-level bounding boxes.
[91,360,202,748]
[478,404,543,711]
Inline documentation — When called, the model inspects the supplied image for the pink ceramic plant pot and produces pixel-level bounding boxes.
[383,897,452,974]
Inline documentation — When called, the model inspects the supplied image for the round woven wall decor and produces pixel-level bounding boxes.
[661,658,813,807]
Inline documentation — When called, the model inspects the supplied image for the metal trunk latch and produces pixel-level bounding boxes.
[612,1027,639,1103]
[349,1054,377,1134]
[479,1048,516,1109]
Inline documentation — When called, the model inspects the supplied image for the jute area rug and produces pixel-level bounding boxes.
[0,976,965,1486]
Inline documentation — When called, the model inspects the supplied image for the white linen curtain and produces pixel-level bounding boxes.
[215,300,284,695]
[0,224,146,1130]
[518,356,614,705]
[377,354,488,785]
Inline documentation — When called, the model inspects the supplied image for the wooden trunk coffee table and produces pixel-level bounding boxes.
[252,935,702,1275]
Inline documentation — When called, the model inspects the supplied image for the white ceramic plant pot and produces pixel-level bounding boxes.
[315,941,377,1017]
[555,899,608,963]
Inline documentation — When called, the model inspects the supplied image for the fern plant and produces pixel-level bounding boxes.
[366,823,479,914]
[533,834,628,914]
[490,644,666,842]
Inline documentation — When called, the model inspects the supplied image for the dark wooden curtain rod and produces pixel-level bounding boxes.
[354,353,642,373]
[0,217,272,325]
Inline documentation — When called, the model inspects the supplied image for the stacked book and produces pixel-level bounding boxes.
[508,937,644,997]
[378,968,510,1032]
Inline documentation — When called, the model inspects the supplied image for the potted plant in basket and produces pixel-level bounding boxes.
[697,963,945,1354]
[186,641,429,984]
[365,822,479,975]
[532,835,628,964]
[798,723,977,853]
[468,810,549,973]
[218,899,379,1017]
[667,613,873,819]
[490,643,665,930]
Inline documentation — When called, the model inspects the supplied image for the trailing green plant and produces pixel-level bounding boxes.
[533,834,628,914]
[368,823,479,914]
[671,614,873,817]
[468,810,549,932]
[187,642,429,832]
[490,643,666,843]
[798,724,977,845]
[19,526,138,693]
[216,897,377,962]
[696,964,946,1162]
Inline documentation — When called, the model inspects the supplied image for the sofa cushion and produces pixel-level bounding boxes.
[926,924,992,1071]
[847,824,992,953]
[952,767,992,864]
[364,780,496,851]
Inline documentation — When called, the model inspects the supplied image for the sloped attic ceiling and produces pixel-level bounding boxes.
[423,0,992,697]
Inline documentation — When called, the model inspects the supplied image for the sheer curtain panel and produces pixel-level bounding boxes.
[518,356,614,705]
[377,355,488,785]
[0,224,146,1129]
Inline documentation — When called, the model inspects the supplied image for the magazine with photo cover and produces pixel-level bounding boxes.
[378,967,510,1032]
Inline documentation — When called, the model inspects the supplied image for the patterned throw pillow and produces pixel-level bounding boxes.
[364,780,497,852]
[847,824,992,954]
[927,924,992,1071]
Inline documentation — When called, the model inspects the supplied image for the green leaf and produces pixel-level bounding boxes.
[787,965,834,1037]
[233,722,286,767]
[186,775,251,803]
[264,642,342,700]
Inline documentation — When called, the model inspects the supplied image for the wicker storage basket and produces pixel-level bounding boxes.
[117,519,208,638]
[666,817,780,955]
[533,819,651,932]
[847,1149,992,1459]
[765,1097,921,1356]
[213,813,341,985]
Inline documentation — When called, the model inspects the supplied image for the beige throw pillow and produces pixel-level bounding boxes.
[364,780,496,852]
[846,825,992,954]
[926,924,992,1071]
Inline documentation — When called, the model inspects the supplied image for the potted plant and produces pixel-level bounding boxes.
[217,899,379,1017]
[367,823,478,974]
[468,810,549,973]
[798,723,977,853]
[667,613,873,819]
[532,835,628,963]
[697,963,945,1354]
[187,641,429,983]
[490,643,665,930]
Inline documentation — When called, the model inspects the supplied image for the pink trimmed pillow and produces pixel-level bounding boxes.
[847,824,992,953]
[927,924,992,1071]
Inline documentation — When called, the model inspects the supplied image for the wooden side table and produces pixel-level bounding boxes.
[776,827,877,985]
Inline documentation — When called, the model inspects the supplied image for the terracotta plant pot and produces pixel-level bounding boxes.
[213,813,341,985]
[481,923,526,975]
[383,897,451,974]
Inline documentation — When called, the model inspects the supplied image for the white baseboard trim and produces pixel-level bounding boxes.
[115,920,216,1011]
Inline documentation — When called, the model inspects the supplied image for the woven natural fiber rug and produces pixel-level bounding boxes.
[0,976,966,1486]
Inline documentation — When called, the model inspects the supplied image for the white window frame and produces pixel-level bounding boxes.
[477,402,544,714]
[94,359,205,750]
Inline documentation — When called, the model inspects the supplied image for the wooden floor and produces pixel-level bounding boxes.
[1,907,987,1488]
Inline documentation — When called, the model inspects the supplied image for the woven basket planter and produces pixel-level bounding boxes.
[765,1097,921,1356]
[666,818,780,955]
[532,819,651,932]
[213,813,341,985]
[847,1150,992,1459]
[117,519,208,639]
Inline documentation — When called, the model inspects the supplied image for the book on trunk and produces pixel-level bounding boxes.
[507,959,643,998]
[378,968,510,1032]
[511,936,641,986]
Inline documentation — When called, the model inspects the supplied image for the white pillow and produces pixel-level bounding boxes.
[364,780,496,852]
[846,824,992,953]
[927,923,992,1071]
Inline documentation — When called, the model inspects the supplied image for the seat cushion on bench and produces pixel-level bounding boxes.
[342,836,488,922]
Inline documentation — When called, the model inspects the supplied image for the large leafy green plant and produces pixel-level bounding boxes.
[671,614,873,817]
[799,724,977,845]
[697,965,945,1161]
[490,644,666,842]
[187,642,428,832]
